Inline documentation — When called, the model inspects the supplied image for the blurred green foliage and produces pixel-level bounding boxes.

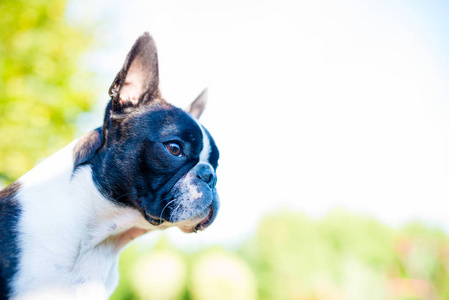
[112,210,449,300]
[0,0,95,184]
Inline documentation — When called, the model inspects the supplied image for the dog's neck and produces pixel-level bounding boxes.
[11,140,159,299]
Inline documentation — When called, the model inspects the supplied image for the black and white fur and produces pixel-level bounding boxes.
[0,32,219,299]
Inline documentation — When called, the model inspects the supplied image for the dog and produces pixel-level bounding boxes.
[0,32,219,299]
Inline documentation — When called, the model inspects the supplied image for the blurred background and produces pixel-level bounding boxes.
[1,0,449,299]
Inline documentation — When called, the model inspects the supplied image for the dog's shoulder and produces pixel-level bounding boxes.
[0,182,22,298]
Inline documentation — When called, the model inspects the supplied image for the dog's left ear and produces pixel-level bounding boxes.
[185,88,208,119]
[108,32,161,114]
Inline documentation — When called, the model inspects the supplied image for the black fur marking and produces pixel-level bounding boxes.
[0,182,22,298]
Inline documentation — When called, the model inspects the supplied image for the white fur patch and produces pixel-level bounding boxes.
[173,172,203,204]
[198,124,211,163]
[188,183,203,202]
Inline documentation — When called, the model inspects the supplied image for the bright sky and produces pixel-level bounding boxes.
[68,0,449,247]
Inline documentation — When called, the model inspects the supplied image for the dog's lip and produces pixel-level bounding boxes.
[143,196,174,226]
[194,206,214,232]
[144,213,163,226]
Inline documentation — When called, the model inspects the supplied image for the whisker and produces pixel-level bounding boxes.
[159,199,177,225]
[170,202,183,219]
[113,192,134,202]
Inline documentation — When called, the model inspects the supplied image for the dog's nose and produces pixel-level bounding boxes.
[196,164,217,188]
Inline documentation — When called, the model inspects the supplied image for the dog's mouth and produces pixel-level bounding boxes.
[144,204,216,233]
[195,205,215,231]
[179,205,216,233]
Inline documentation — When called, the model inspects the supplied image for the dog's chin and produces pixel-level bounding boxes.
[176,205,215,233]
[143,206,214,232]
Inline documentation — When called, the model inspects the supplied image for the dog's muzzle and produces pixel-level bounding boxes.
[166,162,219,231]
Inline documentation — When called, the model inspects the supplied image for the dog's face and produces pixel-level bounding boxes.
[76,33,219,233]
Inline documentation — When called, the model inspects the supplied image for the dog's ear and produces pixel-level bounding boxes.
[73,128,104,167]
[108,32,161,114]
[185,88,208,119]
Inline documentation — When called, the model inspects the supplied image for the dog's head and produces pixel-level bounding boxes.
[75,33,219,233]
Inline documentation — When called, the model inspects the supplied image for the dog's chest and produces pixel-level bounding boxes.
[13,243,120,300]
[9,142,148,299]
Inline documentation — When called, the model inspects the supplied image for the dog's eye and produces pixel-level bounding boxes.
[165,142,183,157]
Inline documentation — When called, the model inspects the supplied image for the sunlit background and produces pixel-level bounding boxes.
[2,0,449,299]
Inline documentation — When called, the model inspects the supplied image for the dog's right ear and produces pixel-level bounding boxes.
[108,32,161,114]
[185,88,208,119]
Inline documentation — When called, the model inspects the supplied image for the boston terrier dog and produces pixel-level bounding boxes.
[0,32,219,299]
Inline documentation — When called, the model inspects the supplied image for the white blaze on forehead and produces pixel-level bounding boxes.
[198,122,211,163]
[189,113,212,165]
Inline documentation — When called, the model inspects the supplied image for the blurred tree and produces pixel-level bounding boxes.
[130,251,187,300]
[0,0,95,184]
[242,209,396,300]
[395,222,449,299]
[190,249,257,300]
[112,239,190,300]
